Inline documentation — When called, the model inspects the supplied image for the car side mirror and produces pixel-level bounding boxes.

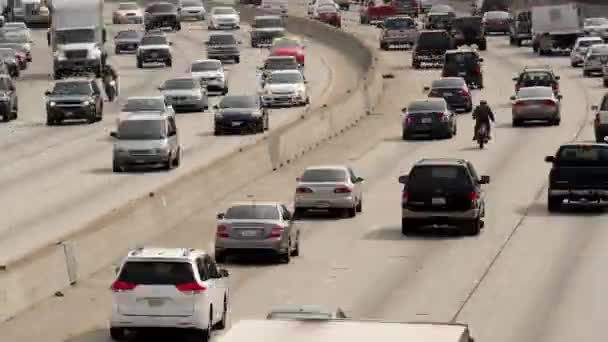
[157,86,163,90]
[398,175,409,184]
[169,42,173,45]
[555,76,560,80]
[478,57,484,62]
[423,86,430,91]
[204,41,209,45]
[213,104,219,110]
[510,95,516,100]
[556,94,563,100]
[545,155,555,163]
[401,107,407,113]
[44,90,51,96]
[591,105,599,111]
[217,212,225,219]
[110,131,118,138]
[479,175,490,184]
[219,268,229,277]
[356,177,364,183]
[512,77,518,81]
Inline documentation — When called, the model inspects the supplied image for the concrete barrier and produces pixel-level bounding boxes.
[0,4,382,322]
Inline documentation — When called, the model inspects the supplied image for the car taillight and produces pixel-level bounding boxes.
[111,281,137,292]
[543,100,556,107]
[402,191,408,202]
[296,187,313,193]
[440,112,449,122]
[552,83,558,90]
[514,101,525,107]
[176,282,206,293]
[270,225,284,238]
[469,192,478,201]
[217,225,229,238]
[405,116,413,125]
[334,186,352,193]
[460,88,470,97]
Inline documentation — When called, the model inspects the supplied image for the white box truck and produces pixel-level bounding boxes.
[531,3,584,55]
[47,0,106,79]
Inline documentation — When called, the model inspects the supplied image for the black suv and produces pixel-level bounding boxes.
[451,16,486,50]
[398,158,490,235]
[442,49,484,88]
[509,10,531,46]
[45,78,104,125]
[144,2,181,31]
[0,75,17,122]
[412,30,454,69]
[513,65,560,94]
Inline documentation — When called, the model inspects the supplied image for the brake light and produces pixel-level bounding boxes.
[514,101,526,107]
[543,100,556,107]
[176,282,206,293]
[270,225,284,238]
[460,88,470,97]
[405,116,413,124]
[296,187,313,193]
[402,191,408,202]
[334,186,352,193]
[217,225,229,238]
[111,281,137,292]
[469,192,478,201]
[440,112,449,122]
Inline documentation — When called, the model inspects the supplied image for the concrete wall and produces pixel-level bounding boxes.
[0,4,382,322]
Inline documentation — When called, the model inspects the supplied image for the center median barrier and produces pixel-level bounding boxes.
[0,5,382,322]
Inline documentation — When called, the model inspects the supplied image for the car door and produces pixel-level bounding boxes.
[280,204,294,240]
[466,161,484,208]
[347,167,362,201]
[195,257,213,318]
[203,255,224,322]
[167,116,179,153]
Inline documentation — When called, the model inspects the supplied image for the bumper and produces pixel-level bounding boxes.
[402,207,480,221]
[512,109,558,120]
[215,237,287,254]
[215,118,259,133]
[47,106,94,120]
[485,24,509,32]
[294,195,356,209]
[115,43,139,51]
[445,97,470,110]
[139,53,171,63]
[166,98,206,110]
[403,122,452,136]
[549,188,608,200]
[207,53,239,60]
[381,36,416,45]
[110,311,204,330]
[202,80,227,92]
[114,154,171,167]
[54,59,101,73]
[117,16,143,24]
[211,22,239,29]
[413,55,443,64]
[262,94,304,106]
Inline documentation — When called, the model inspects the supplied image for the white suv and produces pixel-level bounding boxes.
[109,247,230,340]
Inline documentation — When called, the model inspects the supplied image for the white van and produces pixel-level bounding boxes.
[260,0,288,17]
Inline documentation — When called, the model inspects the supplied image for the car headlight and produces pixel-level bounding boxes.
[49,101,56,107]
[83,100,90,106]
[53,50,65,60]
[251,111,262,117]
[215,112,223,118]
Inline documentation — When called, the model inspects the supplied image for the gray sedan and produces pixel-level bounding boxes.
[511,86,562,126]
[159,77,208,112]
[214,201,300,263]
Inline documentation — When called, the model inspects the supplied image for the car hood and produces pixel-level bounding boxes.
[115,139,166,150]
[192,71,223,78]
[265,83,301,92]
[162,89,199,96]
[138,44,170,50]
[212,14,239,20]
[59,42,96,50]
[47,94,90,101]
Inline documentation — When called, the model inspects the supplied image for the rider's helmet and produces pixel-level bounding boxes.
[479,100,487,105]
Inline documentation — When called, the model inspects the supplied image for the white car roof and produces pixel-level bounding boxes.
[269,69,302,75]
[125,247,206,261]
[230,201,281,207]
[304,165,348,171]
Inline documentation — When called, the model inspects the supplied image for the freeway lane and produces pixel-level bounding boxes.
[0,2,353,264]
[2,3,607,342]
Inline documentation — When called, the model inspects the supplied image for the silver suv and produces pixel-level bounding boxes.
[111,113,182,172]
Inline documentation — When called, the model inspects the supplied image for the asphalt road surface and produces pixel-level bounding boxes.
[2,1,606,342]
[0,1,354,264]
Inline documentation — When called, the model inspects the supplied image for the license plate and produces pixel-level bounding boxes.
[64,111,73,116]
[135,159,145,164]
[443,92,453,96]
[231,121,242,126]
[421,118,433,123]
[458,72,467,76]
[316,202,331,208]
[148,298,164,307]
[240,230,258,237]
[432,197,446,205]
[151,52,158,57]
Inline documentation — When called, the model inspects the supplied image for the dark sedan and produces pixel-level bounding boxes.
[213,95,269,135]
[401,98,457,140]
[114,29,142,54]
[424,77,473,112]
[483,11,511,34]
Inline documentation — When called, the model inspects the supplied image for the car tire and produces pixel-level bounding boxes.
[234,56,240,64]
[515,39,522,47]
[290,233,300,256]
[570,61,577,67]
[346,206,356,218]
[583,70,590,77]
[222,87,228,95]
[401,219,413,235]
[215,296,228,330]
[293,208,304,219]
[136,59,143,68]
[551,117,560,126]
[461,218,481,236]
[1,112,9,122]
[173,148,181,167]
[465,101,473,112]
[547,195,562,212]
[53,72,61,80]
[215,250,226,263]
[251,40,257,48]
[110,327,125,341]
[512,118,522,127]
[166,59,172,67]
[604,79,608,88]
[478,40,487,51]
[214,127,222,135]
[412,60,420,69]
[114,47,120,54]
[356,198,362,212]
[380,42,388,50]
[112,160,123,173]
[402,130,410,140]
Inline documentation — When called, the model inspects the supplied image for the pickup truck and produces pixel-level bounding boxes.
[546,143,608,211]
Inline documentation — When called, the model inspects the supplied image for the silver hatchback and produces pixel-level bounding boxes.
[510,86,562,126]
[294,165,364,218]
[214,201,300,264]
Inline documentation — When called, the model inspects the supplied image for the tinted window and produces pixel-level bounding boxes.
[117,119,166,140]
[265,58,298,69]
[521,72,551,82]
[301,169,347,182]
[585,18,608,26]
[163,78,195,89]
[213,7,236,15]
[432,79,465,88]
[416,32,451,49]
[556,146,608,166]
[579,39,602,47]
[268,72,303,84]
[118,2,138,10]
[408,165,472,190]
[408,101,445,112]
[52,81,91,95]
[192,61,220,71]
[208,34,236,45]
[385,18,415,29]
[317,5,337,13]
[54,29,94,44]
[255,17,283,28]
[445,52,477,64]
[141,35,167,45]
[518,87,552,98]
[225,205,280,220]
[146,3,176,13]
[118,261,195,285]
[273,39,300,49]
[124,98,165,112]
[452,17,482,28]
[220,96,257,108]
[116,30,140,39]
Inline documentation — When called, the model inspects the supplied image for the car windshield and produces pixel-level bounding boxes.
[220,96,257,108]
[268,72,302,84]
[416,32,451,49]
[301,168,347,182]
[52,81,91,95]
[385,18,415,29]
[146,3,175,13]
[485,11,509,19]
[119,2,138,10]
[4,23,26,30]
[273,39,300,49]
[255,17,283,28]
[585,18,608,26]
[163,79,195,89]
[118,119,166,140]
[408,101,444,112]
[123,98,165,111]
[408,165,472,191]
[0,49,14,59]
[141,35,167,45]
[265,59,298,69]
[183,0,203,6]
[556,146,608,166]
[192,61,220,71]
[579,39,602,47]
[116,30,139,39]
[209,34,236,45]
[432,79,464,88]
[118,261,195,285]
[225,205,280,220]
[589,46,608,55]
[518,87,553,98]
[213,8,236,15]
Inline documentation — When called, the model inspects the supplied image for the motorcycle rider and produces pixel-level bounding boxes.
[472,100,495,140]
[102,63,118,101]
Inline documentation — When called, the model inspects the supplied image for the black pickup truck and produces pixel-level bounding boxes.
[546,143,608,211]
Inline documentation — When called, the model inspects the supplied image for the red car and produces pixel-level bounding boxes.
[270,38,305,66]
[316,4,341,28]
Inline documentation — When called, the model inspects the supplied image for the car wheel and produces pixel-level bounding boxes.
[114,47,120,54]
[215,296,228,330]
[173,148,181,167]
[551,117,560,126]
[293,208,304,219]
[401,219,413,235]
[136,59,143,68]
[412,60,420,69]
[461,218,481,236]
[234,56,240,64]
[200,309,212,342]
[356,197,362,212]
[290,233,300,256]
[583,70,590,77]
[512,118,522,127]
[215,250,226,263]
[345,206,356,218]
[604,79,608,88]
[1,112,9,122]
[279,241,291,263]
[112,160,123,173]
[166,59,172,67]
[380,42,388,50]
[222,86,228,95]
[110,327,125,341]
[214,127,223,135]
[548,195,562,212]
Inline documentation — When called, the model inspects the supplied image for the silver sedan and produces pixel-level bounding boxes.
[511,86,562,126]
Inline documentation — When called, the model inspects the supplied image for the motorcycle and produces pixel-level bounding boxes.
[105,80,117,102]
[476,123,489,149]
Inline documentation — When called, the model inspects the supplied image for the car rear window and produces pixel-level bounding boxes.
[146,3,176,13]
[416,32,451,49]
[209,34,236,45]
[265,58,298,69]
[301,169,347,182]
[118,261,195,285]
[225,205,280,219]
[521,72,552,82]
[432,78,465,88]
[255,17,283,28]
[556,146,608,166]
[518,87,553,98]
[485,11,509,19]
[408,101,445,112]
[141,35,167,45]
[408,165,473,190]
[445,52,477,64]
